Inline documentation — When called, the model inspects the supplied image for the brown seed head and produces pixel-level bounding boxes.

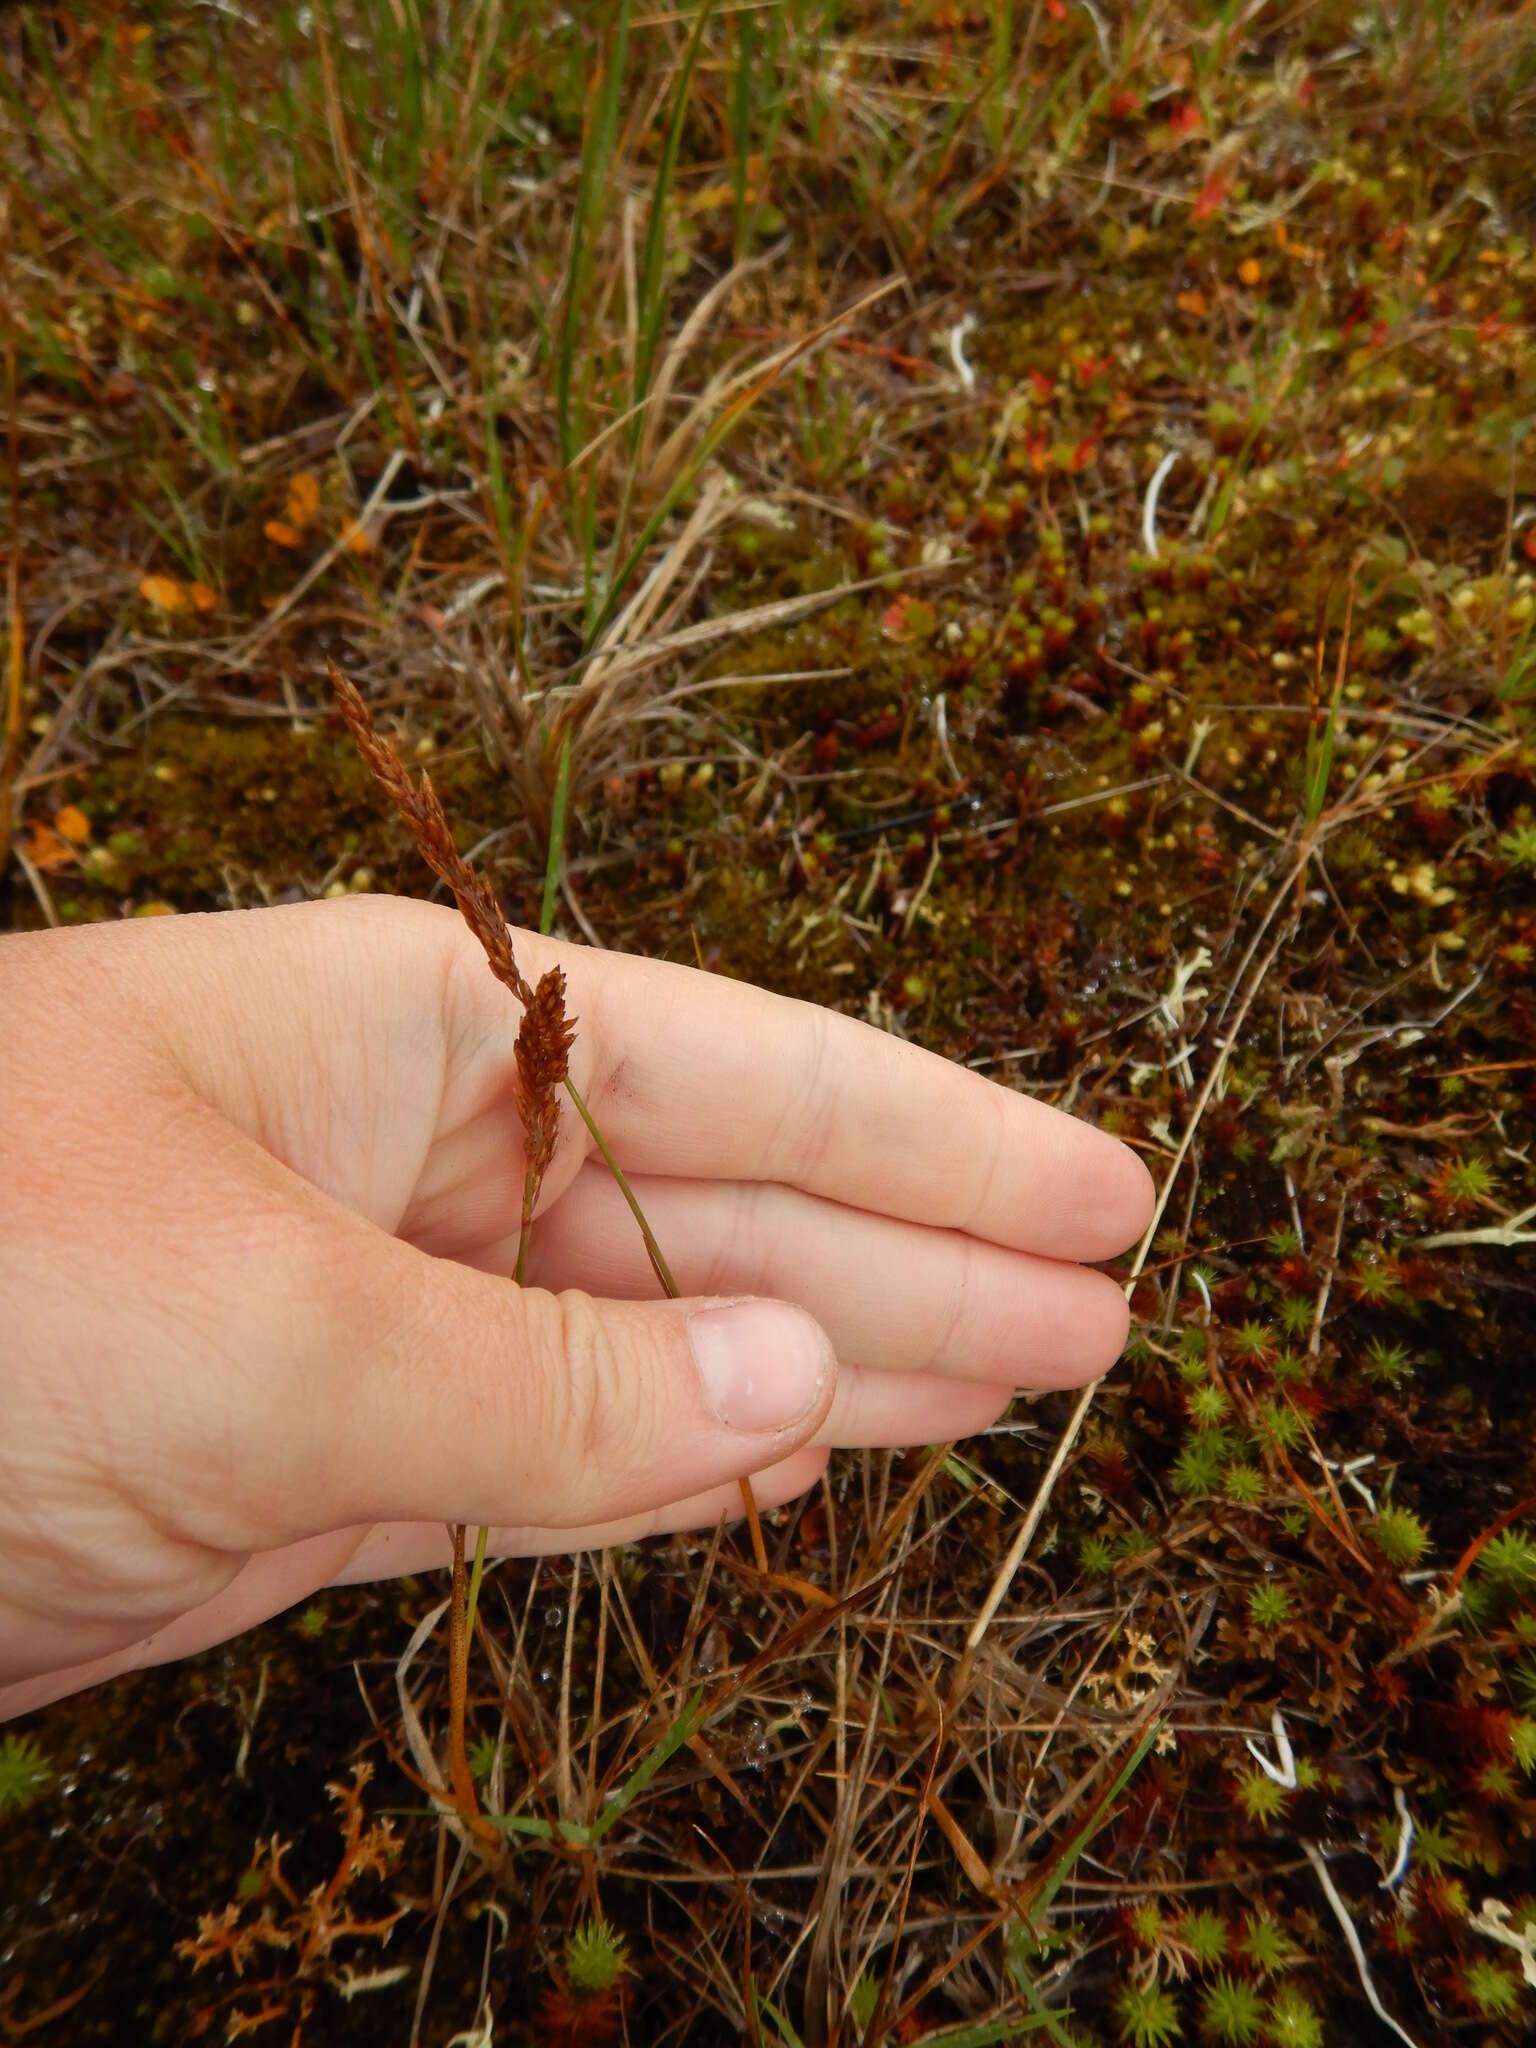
[516,967,576,1191]
[328,660,533,1007]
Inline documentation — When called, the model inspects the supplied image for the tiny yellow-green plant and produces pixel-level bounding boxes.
[0,1733,51,1816]
[1114,1981,1182,2048]
[1200,1975,1264,2047]
[1248,1582,1293,1632]
[1371,1506,1431,1568]
[565,1917,630,1997]
[1266,1987,1323,2048]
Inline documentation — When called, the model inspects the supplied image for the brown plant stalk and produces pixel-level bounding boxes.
[332,662,560,1819]
[329,663,770,1774]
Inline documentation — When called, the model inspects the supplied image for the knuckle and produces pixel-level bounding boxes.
[704,1182,765,1296]
[538,1288,633,1472]
[934,1233,976,1367]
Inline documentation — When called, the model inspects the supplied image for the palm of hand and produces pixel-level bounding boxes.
[0,895,1152,1715]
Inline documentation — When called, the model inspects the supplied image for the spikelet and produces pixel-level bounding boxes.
[516,965,576,1197]
[329,661,533,1008]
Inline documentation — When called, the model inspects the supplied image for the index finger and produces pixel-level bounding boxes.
[562,944,1155,1264]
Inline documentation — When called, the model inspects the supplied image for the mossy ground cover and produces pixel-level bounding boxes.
[4,4,1536,2043]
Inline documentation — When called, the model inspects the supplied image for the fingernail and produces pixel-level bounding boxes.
[688,1300,830,1434]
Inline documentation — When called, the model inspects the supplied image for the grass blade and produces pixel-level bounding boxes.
[910,2018,1056,2048]
[582,279,900,656]
[557,0,631,472]
[539,728,573,940]
[586,1688,707,1842]
[633,0,717,421]
[1029,1716,1163,1927]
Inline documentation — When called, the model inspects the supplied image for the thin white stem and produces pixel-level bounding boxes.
[1380,1786,1413,1890]
[1142,449,1179,557]
[1305,1841,1422,2048]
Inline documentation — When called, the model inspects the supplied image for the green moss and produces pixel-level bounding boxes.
[0,1734,52,1816]
[31,716,521,923]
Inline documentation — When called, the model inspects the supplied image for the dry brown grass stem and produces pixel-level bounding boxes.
[638,246,783,479]
[556,1551,581,1823]
[859,1714,946,2047]
[445,1526,477,1817]
[801,1569,905,2045]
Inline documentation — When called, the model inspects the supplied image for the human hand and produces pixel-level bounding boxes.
[0,894,1152,1715]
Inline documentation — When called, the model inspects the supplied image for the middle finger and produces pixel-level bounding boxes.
[519,1163,1131,1388]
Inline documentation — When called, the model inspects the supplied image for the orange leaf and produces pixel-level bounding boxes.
[23,824,74,871]
[53,804,92,845]
[139,573,190,614]
[342,523,373,557]
[1237,257,1262,287]
[1175,288,1208,318]
[264,519,303,550]
[285,470,321,529]
[188,581,218,614]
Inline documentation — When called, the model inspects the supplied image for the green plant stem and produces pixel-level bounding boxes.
[563,1075,679,1298]
[539,726,572,939]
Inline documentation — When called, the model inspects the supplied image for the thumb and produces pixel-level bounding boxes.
[290,1231,837,1538]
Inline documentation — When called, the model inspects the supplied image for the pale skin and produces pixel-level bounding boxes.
[0,894,1154,1718]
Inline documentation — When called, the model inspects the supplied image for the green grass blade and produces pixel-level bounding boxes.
[484,1808,589,1843]
[1498,622,1536,702]
[1030,1718,1163,1927]
[1009,1974,1085,2048]
[557,0,631,471]
[1206,418,1262,542]
[731,7,755,258]
[539,728,573,937]
[585,1689,707,1842]
[148,385,237,481]
[1304,675,1344,825]
[633,0,717,418]
[603,0,715,611]
[908,2017,1055,2048]
[753,1989,808,2048]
